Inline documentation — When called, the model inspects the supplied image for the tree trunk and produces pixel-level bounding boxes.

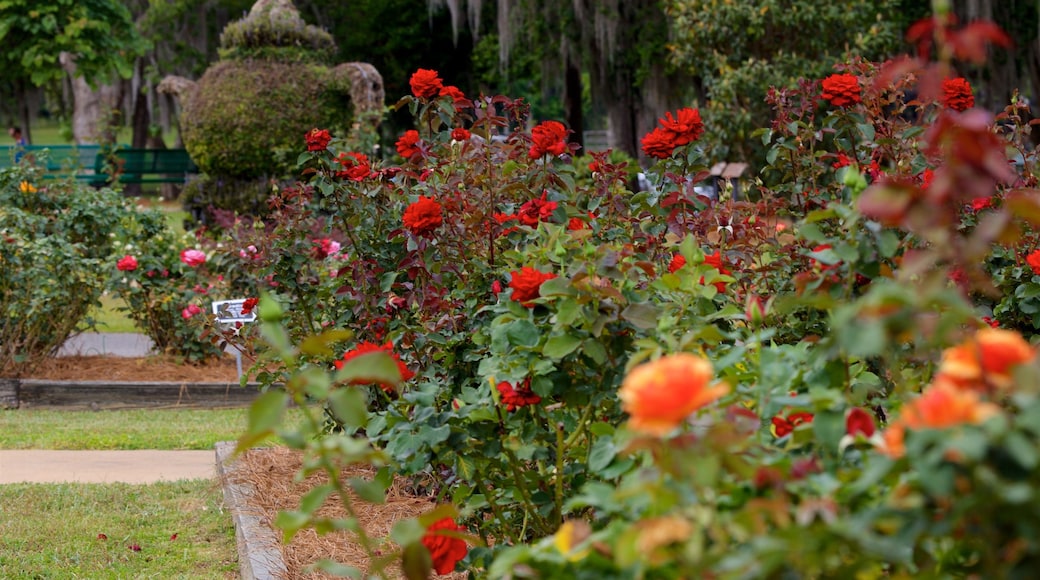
[60,53,125,146]
[16,79,32,145]
[564,57,585,153]
[131,60,150,149]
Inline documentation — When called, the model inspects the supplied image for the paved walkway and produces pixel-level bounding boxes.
[58,332,155,358]
[0,450,218,484]
[1,334,229,484]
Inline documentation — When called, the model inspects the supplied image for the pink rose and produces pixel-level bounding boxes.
[180,249,206,267]
[181,304,203,319]
[116,255,138,271]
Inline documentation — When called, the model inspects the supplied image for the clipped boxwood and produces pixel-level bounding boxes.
[180,59,350,179]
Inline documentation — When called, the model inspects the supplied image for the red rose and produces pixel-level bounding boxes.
[403,196,443,236]
[821,73,861,108]
[969,196,992,212]
[941,77,975,112]
[240,297,259,316]
[1027,249,1040,276]
[518,191,558,227]
[409,68,444,99]
[567,216,587,230]
[845,407,876,438]
[832,153,853,169]
[657,107,704,147]
[335,152,371,181]
[334,341,414,391]
[772,411,814,437]
[701,251,731,292]
[421,517,468,575]
[528,120,568,159]
[396,130,422,160]
[641,127,677,159]
[497,379,542,411]
[667,254,686,273]
[509,267,557,306]
[451,127,471,141]
[305,128,332,151]
[440,85,468,105]
[116,255,138,272]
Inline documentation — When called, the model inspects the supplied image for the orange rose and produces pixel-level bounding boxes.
[881,380,1000,458]
[618,353,728,436]
[936,328,1034,391]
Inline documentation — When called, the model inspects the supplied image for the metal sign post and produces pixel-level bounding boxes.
[212,299,257,380]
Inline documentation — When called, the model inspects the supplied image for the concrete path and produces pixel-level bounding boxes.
[1,335,233,485]
[0,450,217,484]
[58,332,156,358]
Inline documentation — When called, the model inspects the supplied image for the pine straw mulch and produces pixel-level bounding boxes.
[229,446,470,579]
[25,354,244,383]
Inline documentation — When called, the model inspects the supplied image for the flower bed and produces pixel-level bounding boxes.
[16,11,1040,578]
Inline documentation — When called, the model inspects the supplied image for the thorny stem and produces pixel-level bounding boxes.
[554,422,565,528]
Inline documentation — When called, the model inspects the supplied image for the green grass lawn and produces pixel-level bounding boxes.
[82,293,138,333]
[2,119,179,148]
[0,480,237,578]
[0,407,308,450]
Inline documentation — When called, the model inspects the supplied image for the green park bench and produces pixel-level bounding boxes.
[0,144,104,182]
[91,148,199,186]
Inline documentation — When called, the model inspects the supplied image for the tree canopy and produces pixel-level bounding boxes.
[0,0,147,142]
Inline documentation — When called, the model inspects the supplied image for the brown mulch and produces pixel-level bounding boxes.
[230,446,470,579]
[26,354,245,383]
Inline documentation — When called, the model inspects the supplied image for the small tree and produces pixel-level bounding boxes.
[0,0,147,143]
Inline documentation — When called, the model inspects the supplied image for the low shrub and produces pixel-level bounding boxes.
[0,163,138,376]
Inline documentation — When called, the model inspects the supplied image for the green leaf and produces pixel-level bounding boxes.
[275,510,311,542]
[505,319,540,347]
[334,351,401,389]
[621,302,660,330]
[391,518,427,547]
[349,477,386,504]
[328,387,368,429]
[299,328,354,356]
[588,437,617,471]
[299,484,336,514]
[543,333,582,360]
[312,559,361,578]
[1004,431,1038,469]
[247,390,288,435]
[258,293,283,322]
[539,276,574,296]
[583,339,608,365]
[401,541,433,580]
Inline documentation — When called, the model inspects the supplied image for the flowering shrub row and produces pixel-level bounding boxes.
[0,165,140,375]
[85,11,1040,577]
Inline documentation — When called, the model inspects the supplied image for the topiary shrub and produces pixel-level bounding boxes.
[166,0,383,223]
[180,59,349,179]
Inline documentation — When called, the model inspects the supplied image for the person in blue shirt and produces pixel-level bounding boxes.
[9,126,26,162]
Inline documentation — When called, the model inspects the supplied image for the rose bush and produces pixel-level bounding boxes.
[223,10,1040,578]
[0,162,140,375]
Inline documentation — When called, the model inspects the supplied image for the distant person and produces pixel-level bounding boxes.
[9,126,27,163]
[9,126,26,146]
